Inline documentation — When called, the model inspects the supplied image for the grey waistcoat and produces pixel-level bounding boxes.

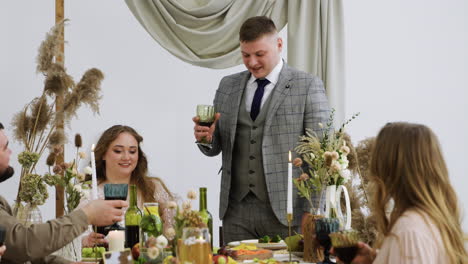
[230,87,274,202]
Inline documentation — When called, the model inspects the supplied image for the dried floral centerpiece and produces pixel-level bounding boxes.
[174,190,212,264]
[11,20,104,220]
[46,134,96,260]
[293,109,359,215]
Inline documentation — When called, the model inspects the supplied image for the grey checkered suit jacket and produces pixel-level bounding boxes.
[200,62,331,226]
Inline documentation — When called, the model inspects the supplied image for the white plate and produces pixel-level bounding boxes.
[240,239,259,244]
[227,241,241,246]
[239,239,288,250]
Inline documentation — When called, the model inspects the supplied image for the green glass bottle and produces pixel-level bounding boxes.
[199,187,213,250]
[125,184,142,249]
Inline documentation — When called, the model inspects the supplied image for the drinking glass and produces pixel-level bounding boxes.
[329,231,360,264]
[103,184,128,232]
[315,218,340,264]
[196,105,215,146]
[177,227,212,264]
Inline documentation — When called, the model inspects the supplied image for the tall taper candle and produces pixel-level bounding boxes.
[287,151,293,215]
[90,144,98,200]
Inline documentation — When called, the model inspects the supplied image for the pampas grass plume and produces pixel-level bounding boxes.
[30,95,51,133]
[11,110,33,144]
[44,63,74,96]
[36,20,67,73]
[49,128,66,146]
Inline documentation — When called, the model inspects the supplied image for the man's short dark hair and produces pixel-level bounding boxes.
[0,122,3,129]
[239,16,277,42]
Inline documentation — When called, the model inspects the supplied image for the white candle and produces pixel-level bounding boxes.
[107,230,125,252]
[90,144,98,200]
[287,151,293,215]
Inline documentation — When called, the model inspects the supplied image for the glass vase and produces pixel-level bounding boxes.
[139,203,164,262]
[177,227,212,264]
[53,236,82,261]
[16,203,43,226]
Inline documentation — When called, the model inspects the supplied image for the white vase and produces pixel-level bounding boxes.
[323,185,352,230]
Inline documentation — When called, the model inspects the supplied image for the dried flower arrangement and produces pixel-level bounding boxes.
[293,110,377,246]
[43,133,94,213]
[11,20,104,212]
[174,189,206,239]
[293,109,360,212]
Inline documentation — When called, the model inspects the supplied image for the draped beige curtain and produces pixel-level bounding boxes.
[125,0,287,69]
[125,0,344,119]
[287,0,345,124]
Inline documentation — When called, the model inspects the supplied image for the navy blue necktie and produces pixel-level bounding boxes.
[250,78,270,121]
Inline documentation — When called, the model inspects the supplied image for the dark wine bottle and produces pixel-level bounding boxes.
[125,184,142,249]
[199,187,213,250]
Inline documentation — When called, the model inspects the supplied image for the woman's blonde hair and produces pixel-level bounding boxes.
[370,122,467,263]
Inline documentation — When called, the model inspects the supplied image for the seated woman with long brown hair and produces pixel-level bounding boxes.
[81,125,176,247]
[344,122,468,263]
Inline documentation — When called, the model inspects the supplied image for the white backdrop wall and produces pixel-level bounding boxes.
[1,0,467,248]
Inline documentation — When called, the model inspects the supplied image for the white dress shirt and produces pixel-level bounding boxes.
[245,59,284,113]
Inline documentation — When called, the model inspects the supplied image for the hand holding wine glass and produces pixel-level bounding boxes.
[193,105,220,145]
[103,184,128,232]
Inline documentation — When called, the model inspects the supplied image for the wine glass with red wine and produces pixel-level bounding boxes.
[196,104,215,146]
[315,218,340,264]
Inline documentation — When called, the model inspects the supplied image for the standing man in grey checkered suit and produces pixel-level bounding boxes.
[193,16,331,243]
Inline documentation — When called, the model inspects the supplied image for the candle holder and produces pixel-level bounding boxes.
[288,214,292,263]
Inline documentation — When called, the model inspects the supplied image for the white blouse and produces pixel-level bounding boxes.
[374,209,447,263]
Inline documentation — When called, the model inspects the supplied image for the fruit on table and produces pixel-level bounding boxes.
[131,243,140,260]
[258,234,283,243]
[82,247,106,258]
[213,255,228,264]
[284,234,304,251]
[258,235,271,243]
[270,235,282,243]
[227,256,237,264]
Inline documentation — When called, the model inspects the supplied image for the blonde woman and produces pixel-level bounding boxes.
[343,122,468,263]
